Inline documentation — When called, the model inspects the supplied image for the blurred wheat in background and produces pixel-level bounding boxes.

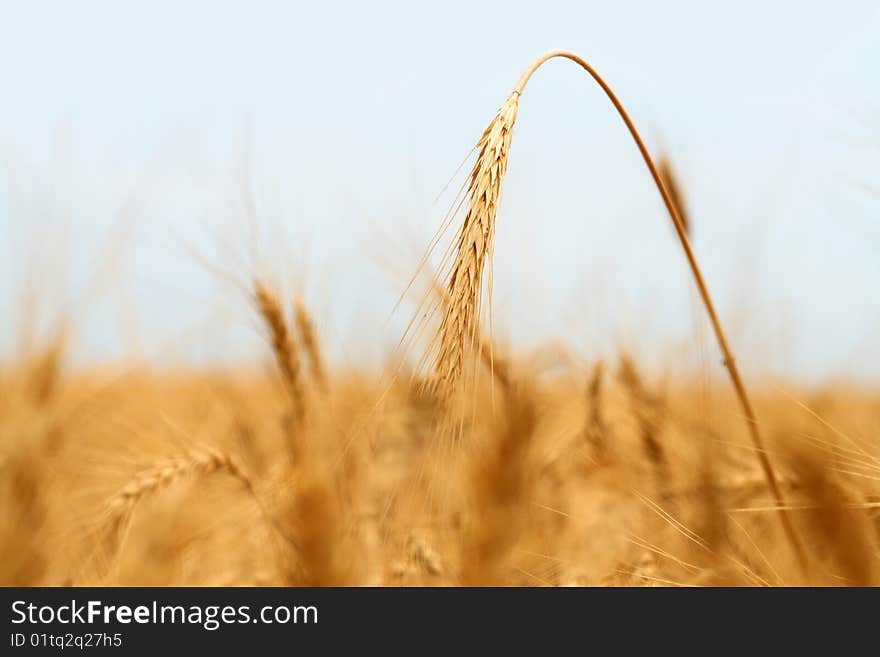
[1,7,879,586]
[3,297,880,585]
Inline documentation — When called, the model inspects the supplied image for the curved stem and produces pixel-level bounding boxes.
[514,50,807,573]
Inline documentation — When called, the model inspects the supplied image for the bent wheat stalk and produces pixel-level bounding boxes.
[430,49,807,571]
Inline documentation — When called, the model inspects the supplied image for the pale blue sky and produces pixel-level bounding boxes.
[0,1,878,382]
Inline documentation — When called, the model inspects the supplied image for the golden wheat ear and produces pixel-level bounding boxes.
[293,296,326,389]
[422,49,807,573]
[430,92,519,396]
[657,154,690,238]
[253,280,305,423]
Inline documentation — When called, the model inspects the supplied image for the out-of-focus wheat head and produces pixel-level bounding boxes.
[293,296,326,389]
[657,154,690,237]
[254,281,305,424]
[431,92,519,395]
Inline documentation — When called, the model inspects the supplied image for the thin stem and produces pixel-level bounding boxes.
[513,50,807,573]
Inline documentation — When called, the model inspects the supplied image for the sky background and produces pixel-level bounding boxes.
[0,0,878,383]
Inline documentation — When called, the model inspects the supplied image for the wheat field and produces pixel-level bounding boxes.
[3,329,879,586]
[2,50,879,588]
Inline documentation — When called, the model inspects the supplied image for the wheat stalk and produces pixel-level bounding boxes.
[426,49,807,572]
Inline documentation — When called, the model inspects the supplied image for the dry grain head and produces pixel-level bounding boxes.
[433,92,519,394]
[657,155,690,237]
[253,281,305,422]
[293,296,326,388]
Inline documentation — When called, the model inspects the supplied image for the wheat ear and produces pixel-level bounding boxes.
[293,296,326,389]
[254,281,305,423]
[107,448,254,519]
[101,446,292,576]
[103,447,256,562]
[432,92,518,393]
[431,49,807,572]
[657,154,690,237]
